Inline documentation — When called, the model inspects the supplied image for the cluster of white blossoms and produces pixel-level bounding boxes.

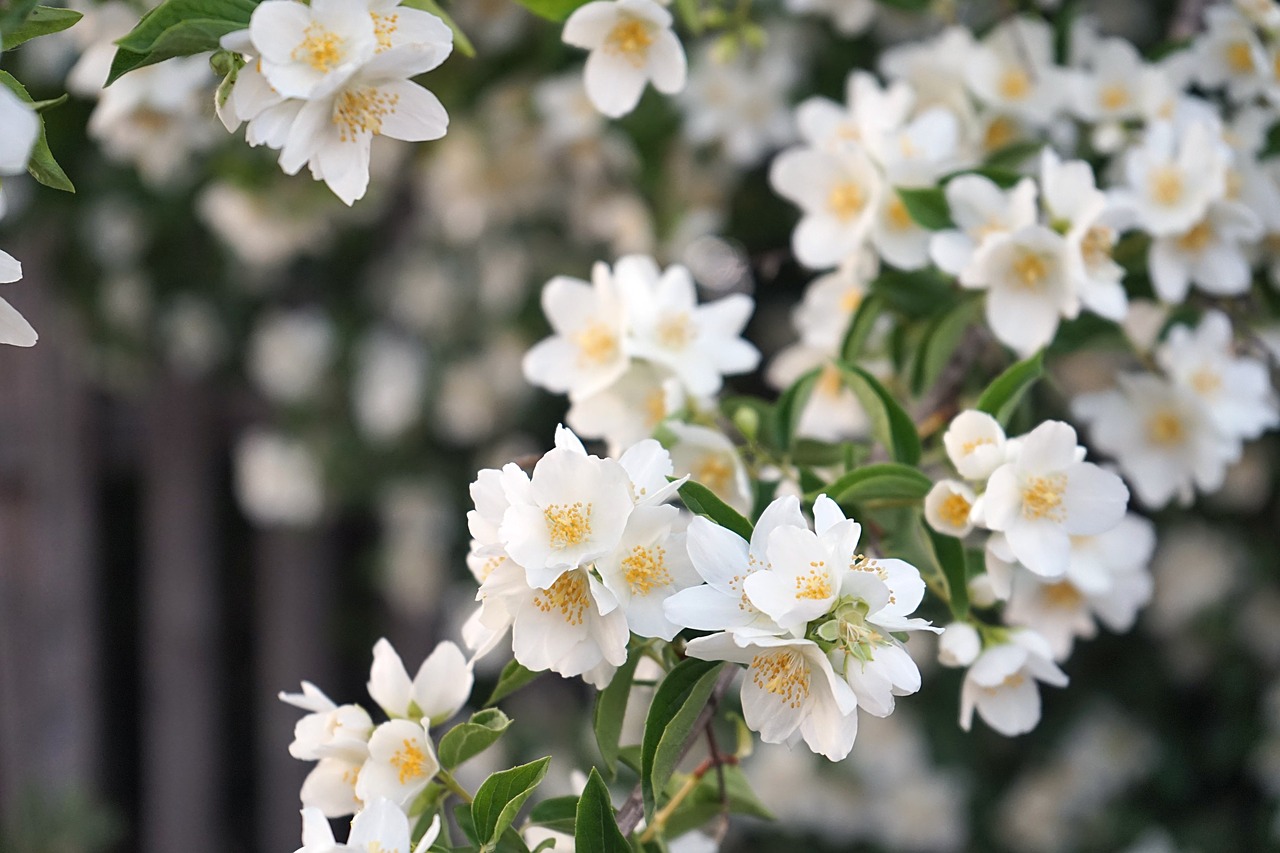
[671,494,939,761]
[1074,310,1280,508]
[280,637,470,849]
[521,254,760,456]
[560,0,687,118]
[0,47,39,348]
[219,0,454,204]
[924,411,1146,735]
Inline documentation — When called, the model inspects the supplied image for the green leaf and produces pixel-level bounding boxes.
[528,795,579,835]
[1263,121,1280,160]
[677,480,753,542]
[808,462,932,505]
[402,0,475,57]
[942,166,1024,189]
[911,299,981,395]
[0,71,73,192]
[927,527,969,620]
[485,660,541,707]
[791,438,860,468]
[594,651,641,778]
[0,0,41,33]
[574,768,630,852]
[641,659,723,819]
[2,6,82,50]
[106,0,258,85]
[661,764,774,839]
[895,187,953,230]
[471,757,552,850]
[774,366,820,450]
[876,0,931,9]
[836,363,921,465]
[840,293,886,363]
[984,140,1044,171]
[510,0,590,20]
[438,708,512,770]
[869,268,957,318]
[974,351,1045,425]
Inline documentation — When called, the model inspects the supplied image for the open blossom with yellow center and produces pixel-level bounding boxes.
[1148,166,1185,206]
[828,181,867,221]
[294,24,344,72]
[997,66,1032,101]
[355,720,438,808]
[250,0,378,100]
[960,630,1068,736]
[597,504,699,640]
[544,501,593,550]
[752,649,812,709]
[562,0,688,118]
[925,479,977,537]
[533,570,591,625]
[983,420,1129,578]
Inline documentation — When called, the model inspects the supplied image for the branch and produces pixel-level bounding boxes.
[616,665,738,837]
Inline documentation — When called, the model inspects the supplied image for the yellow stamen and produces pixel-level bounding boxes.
[573,323,618,366]
[1098,83,1130,112]
[1011,252,1049,289]
[657,312,693,350]
[828,182,867,222]
[1042,581,1083,609]
[750,650,811,709]
[997,67,1032,100]
[332,86,399,142]
[793,562,832,600]
[938,492,972,529]
[605,18,653,67]
[371,11,399,52]
[983,116,1019,152]
[1021,474,1067,521]
[886,195,914,231]
[1080,225,1116,268]
[622,545,671,596]
[1176,221,1213,253]
[1190,369,1221,395]
[544,502,593,550]
[694,454,734,496]
[1146,410,1185,445]
[390,739,428,785]
[1149,166,1184,207]
[1226,40,1257,74]
[533,570,591,625]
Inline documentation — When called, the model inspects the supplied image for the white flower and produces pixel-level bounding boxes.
[355,719,439,809]
[929,175,1038,278]
[770,145,883,269]
[0,251,36,347]
[498,427,635,589]
[686,631,859,761]
[367,638,472,726]
[534,70,606,148]
[233,430,325,527]
[1072,374,1240,508]
[1193,5,1269,102]
[523,260,631,400]
[280,683,372,818]
[795,71,913,153]
[664,496,807,634]
[982,421,1129,578]
[622,257,759,397]
[251,0,378,100]
[964,17,1065,127]
[351,331,428,442]
[961,224,1078,356]
[938,622,981,668]
[959,630,1068,736]
[562,0,687,119]
[785,0,875,36]
[924,479,977,538]
[1069,37,1161,126]
[1147,201,1262,303]
[1004,513,1155,660]
[247,309,337,404]
[943,410,1008,482]
[1039,149,1128,322]
[566,362,688,457]
[665,422,753,516]
[595,504,700,640]
[1156,311,1279,440]
[1119,121,1229,237]
[295,798,437,853]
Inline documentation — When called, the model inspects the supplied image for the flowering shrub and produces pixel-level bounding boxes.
[7,0,1280,849]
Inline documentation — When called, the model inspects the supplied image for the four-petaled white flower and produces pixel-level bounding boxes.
[354,719,439,809]
[959,629,1068,736]
[367,638,473,727]
[562,0,687,118]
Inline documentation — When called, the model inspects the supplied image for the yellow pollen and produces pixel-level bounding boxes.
[839,287,864,313]
[1042,580,1083,609]
[333,86,399,142]
[657,312,693,350]
[1273,50,1280,80]
[983,116,1019,152]
[1011,252,1049,288]
[886,195,913,231]
[573,323,618,366]
[1176,221,1213,253]
[997,67,1032,100]
[643,389,666,426]
[828,182,867,222]
[1080,225,1116,268]
[1149,166,1184,207]
[1146,410,1185,445]
[794,565,832,600]
[961,437,994,455]
[1098,83,1131,112]
[1226,169,1243,200]
[816,362,843,399]
[1226,40,1257,74]
[1190,369,1221,395]
[1021,474,1066,521]
[750,650,811,709]
[533,570,591,625]
[850,553,889,580]
[480,555,506,581]
[390,739,428,785]
[938,492,972,528]
[622,545,671,596]
[544,502,593,550]
[605,18,653,66]
[694,454,734,495]
[294,24,344,73]
[372,12,399,51]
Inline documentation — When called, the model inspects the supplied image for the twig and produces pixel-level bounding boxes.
[704,722,731,844]
[616,666,738,837]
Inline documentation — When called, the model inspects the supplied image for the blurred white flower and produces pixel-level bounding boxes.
[234,430,325,526]
[562,0,687,118]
